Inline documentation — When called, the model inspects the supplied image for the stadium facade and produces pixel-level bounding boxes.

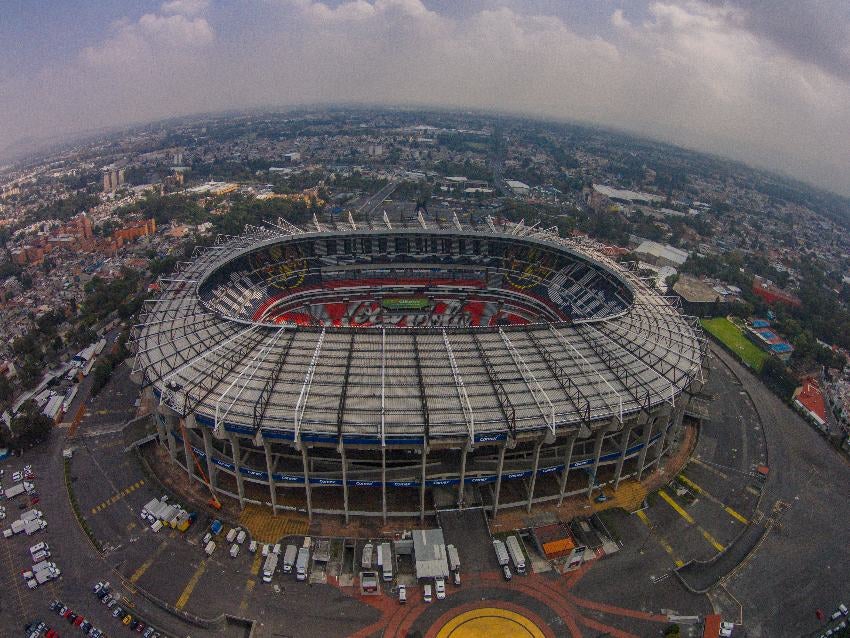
[133,216,709,521]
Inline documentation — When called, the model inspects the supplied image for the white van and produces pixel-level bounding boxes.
[249,540,258,553]
[29,542,48,555]
[226,528,238,543]
[273,543,281,555]
[230,544,240,558]
[262,544,270,557]
[423,584,432,603]
[236,530,247,545]
[205,541,216,556]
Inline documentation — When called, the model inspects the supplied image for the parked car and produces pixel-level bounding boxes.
[502,565,512,581]
[398,584,406,604]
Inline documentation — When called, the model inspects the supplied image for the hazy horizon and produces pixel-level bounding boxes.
[2,1,849,196]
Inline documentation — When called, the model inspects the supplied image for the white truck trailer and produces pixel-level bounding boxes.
[295,547,310,581]
[282,544,298,573]
[262,552,279,583]
[505,535,526,574]
[380,542,393,582]
[493,539,510,567]
[361,542,373,569]
[447,544,460,573]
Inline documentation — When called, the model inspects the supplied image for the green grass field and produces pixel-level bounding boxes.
[701,317,769,372]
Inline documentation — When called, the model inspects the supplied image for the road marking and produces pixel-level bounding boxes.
[91,479,145,513]
[691,457,728,479]
[678,474,749,524]
[659,489,727,554]
[701,529,726,553]
[239,579,256,613]
[250,551,263,576]
[175,559,208,610]
[658,490,695,524]
[130,542,168,583]
[636,510,684,567]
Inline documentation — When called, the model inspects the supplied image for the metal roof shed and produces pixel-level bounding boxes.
[413,529,449,580]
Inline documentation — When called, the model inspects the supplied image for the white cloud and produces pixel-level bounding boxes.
[160,0,210,16]
[2,0,850,195]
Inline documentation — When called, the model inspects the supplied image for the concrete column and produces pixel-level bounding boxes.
[419,444,428,524]
[201,426,217,492]
[340,443,349,525]
[301,445,313,521]
[526,437,545,513]
[153,411,166,447]
[381,447,387,524]
[263,441,278,513]
[492,443,507,517]
[635,417,656,481]
[180,419,195,480]
[586,429,606,498]
[229,433,245,509]
[613,425,634,491]
[557,433,578,507]
[165,416,178,461]
[457,444,469,508]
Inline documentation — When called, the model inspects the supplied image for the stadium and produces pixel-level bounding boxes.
[133,216,709,521]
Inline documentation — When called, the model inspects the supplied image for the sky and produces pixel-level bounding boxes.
[1,0,849,195]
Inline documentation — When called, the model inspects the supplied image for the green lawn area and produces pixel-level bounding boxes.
[701,317,768,372]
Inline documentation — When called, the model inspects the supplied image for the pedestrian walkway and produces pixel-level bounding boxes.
[238,504,309,542]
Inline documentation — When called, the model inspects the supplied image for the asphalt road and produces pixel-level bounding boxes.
[709,345,850,637]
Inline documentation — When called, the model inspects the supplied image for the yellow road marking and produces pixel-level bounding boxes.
[701,529,726,553]
[659,489,727,554]
[658,489,695,524]
[175,559,207,610]
[239,579,256,612]
[91,479,145,514]
[250,551,263,576]
[130,542,167,583]
[678,474,749,524]
[636,510,684,567]
[436,607,546,638]
[724,506,749,525]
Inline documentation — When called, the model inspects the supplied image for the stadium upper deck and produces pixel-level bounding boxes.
[134,217,706,447]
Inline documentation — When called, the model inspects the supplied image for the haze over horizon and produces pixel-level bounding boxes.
[2,0,849,196]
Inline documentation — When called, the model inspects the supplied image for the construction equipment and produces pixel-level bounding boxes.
[178,419,221,510]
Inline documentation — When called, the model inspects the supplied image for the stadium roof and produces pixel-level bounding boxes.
[133,219,706,445]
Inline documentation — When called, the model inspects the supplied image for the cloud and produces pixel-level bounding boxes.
[706,0,850,82]
[1,0,849,196]
[161,0,210,16]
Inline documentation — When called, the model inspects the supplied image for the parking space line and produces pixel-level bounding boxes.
[701,529,726,553]
[130,542,168,583]
[658,490,695,524]
[678,474,749,524]
[175,559,208,610]
[91,479,146,513]
[659,489,727,554]
[636,510,684,568]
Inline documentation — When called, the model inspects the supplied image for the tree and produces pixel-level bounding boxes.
[0,375,12,404]
[6,401,54,450]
